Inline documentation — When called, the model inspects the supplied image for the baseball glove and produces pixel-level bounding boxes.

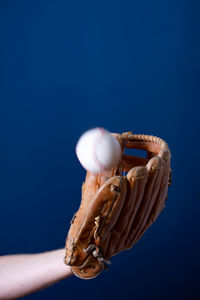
[64,132,171,279]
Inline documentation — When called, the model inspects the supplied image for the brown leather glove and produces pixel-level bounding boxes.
[64,132,171,279]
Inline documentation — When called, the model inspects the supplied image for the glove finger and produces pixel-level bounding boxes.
[124,156,163,249]
[65,176,126,267]
[134,150,171,243]
[107,166,148,256]
[127,156,165,247]
[94,176,127,252]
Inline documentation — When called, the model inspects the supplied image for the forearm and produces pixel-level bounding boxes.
[0,249,73,299]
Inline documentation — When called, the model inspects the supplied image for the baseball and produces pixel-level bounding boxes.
[75,127,122,173]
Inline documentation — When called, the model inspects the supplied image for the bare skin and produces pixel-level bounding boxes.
[0,249,73,299]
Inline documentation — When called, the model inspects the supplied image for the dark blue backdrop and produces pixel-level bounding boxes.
[0,1,199,299]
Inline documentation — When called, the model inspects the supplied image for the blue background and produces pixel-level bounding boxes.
[0,0,199,299]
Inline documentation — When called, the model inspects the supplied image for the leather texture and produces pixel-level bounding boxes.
[64,132,171,279]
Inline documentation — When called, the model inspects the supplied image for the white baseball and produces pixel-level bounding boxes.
[75,127,122,173]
